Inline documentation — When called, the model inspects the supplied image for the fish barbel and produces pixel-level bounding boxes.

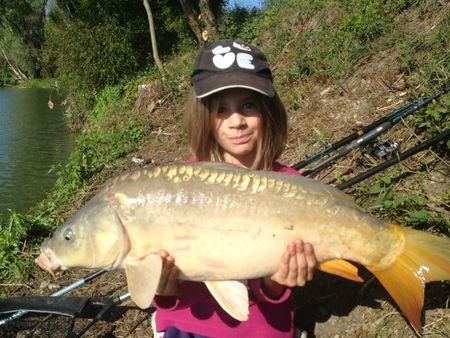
[36,162,450,332]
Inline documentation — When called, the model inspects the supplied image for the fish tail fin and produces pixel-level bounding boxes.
[367,224,450,333]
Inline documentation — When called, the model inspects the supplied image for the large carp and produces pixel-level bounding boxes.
[36,162,450,332]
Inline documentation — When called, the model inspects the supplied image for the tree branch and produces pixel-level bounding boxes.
[0,47,28,81]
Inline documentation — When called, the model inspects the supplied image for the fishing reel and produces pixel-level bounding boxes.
[361,139,400,164]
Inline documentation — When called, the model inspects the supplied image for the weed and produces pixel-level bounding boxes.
[89,84,126,124]
[360,176,449,233]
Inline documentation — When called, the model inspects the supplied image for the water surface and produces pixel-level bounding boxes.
[0,87,74,220]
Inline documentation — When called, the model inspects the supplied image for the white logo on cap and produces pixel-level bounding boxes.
[212,43,255,70]
[236,53,254,70]
[233,41,252,51]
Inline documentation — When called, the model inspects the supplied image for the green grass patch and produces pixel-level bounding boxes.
[16,78,58,88]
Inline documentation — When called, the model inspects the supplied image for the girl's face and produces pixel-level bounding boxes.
[212,88,262,168]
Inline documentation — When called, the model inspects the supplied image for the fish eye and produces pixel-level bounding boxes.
[63,228,75,242]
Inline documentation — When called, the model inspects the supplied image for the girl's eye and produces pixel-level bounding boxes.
[242,101,257,112]
[217,106,228,116]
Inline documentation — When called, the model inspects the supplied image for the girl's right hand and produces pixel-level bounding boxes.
[156,250,179,296]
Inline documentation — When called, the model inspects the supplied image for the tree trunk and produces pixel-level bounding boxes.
[179,0,203,43]
[199,0,217,41]
[143,0,165,77]
[0,47,28,81]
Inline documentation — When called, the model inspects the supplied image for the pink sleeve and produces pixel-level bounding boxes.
[185,157,197,164]
[248,278,292,304]
[152,281,209,310]
[271,162,300,176]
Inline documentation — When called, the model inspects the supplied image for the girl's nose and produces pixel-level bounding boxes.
[227,112,246,128]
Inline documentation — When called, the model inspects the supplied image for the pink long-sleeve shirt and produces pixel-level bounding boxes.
[153,161,299,338]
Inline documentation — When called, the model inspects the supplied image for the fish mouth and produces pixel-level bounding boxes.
[35,247,63,278]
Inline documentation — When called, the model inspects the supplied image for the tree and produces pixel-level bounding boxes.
[45,0,197,88]
[44,18,139,91]
[0,0,48,78]
[143,0,165,76]
[199,0,218,41]
[180,0,203,42]
[0,47,28,81]
[0,27,30,81]
[179,0,225,42]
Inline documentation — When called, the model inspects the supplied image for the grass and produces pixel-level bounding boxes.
[15,78,58,88]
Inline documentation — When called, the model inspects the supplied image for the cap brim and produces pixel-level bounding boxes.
[193,72,274,98]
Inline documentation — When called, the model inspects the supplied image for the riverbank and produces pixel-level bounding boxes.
[14,78,58,89]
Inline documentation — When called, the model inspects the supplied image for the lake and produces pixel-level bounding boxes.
[0,87,74,221]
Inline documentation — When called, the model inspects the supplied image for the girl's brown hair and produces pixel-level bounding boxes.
[185,89,287,170]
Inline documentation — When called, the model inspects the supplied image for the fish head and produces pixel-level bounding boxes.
[36,199,129,276]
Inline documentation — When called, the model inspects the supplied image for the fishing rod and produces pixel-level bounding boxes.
[0,292,131,337]
[300,120,393,176]
[0,269,107,326]
[292,84,450,173]
[71,292,131,338]
[337,128,450,190]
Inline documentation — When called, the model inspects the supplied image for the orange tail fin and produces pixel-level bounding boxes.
[367,224,450,333]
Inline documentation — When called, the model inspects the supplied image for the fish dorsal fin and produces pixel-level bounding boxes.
[124,254,162,309]
[319,259,363,282]
[205,280,249,321]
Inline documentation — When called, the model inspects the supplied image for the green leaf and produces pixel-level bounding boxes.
[407,209,428,222]
[382,176,391,185]
[368,183,382,194]
[408,195,425,205]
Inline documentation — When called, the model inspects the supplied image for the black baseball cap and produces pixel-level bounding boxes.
[191,39,274,98]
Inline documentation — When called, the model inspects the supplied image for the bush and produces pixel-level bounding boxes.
[44,19,139,92]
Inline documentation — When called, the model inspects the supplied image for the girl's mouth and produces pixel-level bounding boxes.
[228,134,251,144]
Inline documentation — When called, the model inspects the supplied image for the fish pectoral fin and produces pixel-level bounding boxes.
[319,259,363,282]
[205,280,249,321]
[124,254,162,309]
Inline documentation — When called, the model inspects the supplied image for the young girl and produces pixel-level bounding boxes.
[152,39,317,338]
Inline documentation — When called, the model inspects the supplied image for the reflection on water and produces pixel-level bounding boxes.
[0,87,74,219]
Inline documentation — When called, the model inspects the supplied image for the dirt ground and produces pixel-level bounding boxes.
[1,16,450,337]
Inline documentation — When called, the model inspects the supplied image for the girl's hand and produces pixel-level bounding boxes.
[156,250,179,296]
[263,240,317,298]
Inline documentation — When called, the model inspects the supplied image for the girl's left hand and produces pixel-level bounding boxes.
[156,250,179,296]
[263,240,317,298]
